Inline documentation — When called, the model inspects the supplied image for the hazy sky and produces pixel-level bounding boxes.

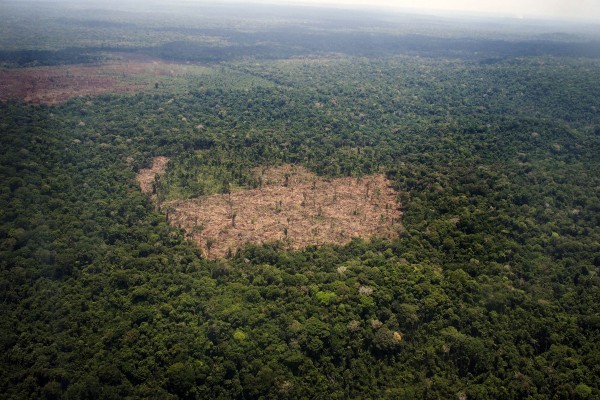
[244,0,600,21]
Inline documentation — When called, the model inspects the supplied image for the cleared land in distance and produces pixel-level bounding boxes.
[0,54,202,104]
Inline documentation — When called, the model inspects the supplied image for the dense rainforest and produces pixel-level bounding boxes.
[1,1,600,399]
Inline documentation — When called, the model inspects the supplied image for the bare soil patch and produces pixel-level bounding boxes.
[140,162,402,259]
[136,156,170,199]
[0,55,188,105]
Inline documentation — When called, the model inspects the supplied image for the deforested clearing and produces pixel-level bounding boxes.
[137,156,170,199]
[145,163,402,259]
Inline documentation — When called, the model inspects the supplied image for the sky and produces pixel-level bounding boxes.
[21,0,600,21]
[233,0,600,21]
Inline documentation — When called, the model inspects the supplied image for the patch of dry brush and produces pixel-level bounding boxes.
[139,161,402,259]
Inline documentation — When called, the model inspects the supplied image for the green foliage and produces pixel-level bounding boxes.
[315,291,337,305]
